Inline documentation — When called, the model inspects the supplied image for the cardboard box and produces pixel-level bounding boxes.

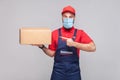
[19,27,51,45]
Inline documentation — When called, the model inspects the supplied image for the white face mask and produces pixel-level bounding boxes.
[63,18,74,29]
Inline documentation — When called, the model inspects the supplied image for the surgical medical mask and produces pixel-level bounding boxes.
[63,18,74,29]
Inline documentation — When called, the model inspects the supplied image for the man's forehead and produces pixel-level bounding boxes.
[62,12,75,16]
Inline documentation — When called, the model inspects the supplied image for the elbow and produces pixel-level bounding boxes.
[49,54,54,57]
[91,46,96,52]
[87,44,96,52]
[88,42,96,52]
[47,50,55,57]
[89,45,96,52]
[49,51,55,57]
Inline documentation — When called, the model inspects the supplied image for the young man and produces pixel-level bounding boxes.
[34,5,96,80]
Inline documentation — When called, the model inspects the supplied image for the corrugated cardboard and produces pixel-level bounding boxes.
[19,27,51,45]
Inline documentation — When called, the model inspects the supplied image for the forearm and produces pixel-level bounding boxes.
[73,42,96,52]
[41,46,55,57]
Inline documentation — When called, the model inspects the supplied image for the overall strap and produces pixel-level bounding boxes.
[58,28,61,36]
[73,29,77,40]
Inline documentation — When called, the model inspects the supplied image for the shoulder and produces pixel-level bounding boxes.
[52,28,59,35]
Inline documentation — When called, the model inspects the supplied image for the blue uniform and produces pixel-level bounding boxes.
[51,29,81,80]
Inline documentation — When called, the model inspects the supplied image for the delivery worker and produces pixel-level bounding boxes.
[33,5,96,80]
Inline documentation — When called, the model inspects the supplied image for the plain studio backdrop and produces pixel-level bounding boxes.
[0,0,120,80]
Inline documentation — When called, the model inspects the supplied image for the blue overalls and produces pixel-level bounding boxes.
[51,29,81,80]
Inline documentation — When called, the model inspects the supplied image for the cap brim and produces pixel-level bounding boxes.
[62,11,75,15]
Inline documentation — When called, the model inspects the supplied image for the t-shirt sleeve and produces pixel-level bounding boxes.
[48,31,56,51]
[80,30,93,43]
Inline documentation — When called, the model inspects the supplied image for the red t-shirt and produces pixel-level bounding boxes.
[49,26,93,56]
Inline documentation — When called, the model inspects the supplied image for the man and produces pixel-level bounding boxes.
[33,5,96,80]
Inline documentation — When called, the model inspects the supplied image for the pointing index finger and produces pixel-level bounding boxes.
[60,36,69,40]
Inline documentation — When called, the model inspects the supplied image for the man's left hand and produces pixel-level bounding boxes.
[60,36,75,47]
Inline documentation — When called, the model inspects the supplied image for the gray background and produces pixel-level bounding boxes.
[0,0,120,80]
